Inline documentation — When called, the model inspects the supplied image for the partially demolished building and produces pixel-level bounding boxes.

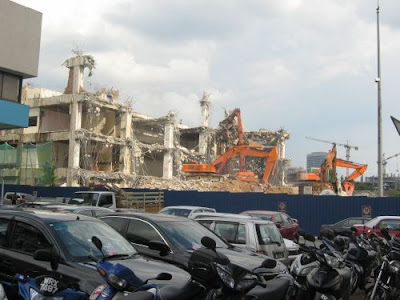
[0,54,290,188]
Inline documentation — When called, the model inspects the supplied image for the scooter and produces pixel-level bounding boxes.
[188,236,293,299]
[0,248,87,299]
[89,236,173,300]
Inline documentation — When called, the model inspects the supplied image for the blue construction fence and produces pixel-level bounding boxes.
[2,184,400,236]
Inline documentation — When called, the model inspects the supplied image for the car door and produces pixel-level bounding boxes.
[0,216,65,289]
[375,219,400,237]
[280,213,295,240]
[213,221,249,249]
[125,218,176,265]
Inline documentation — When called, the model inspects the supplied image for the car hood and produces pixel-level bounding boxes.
[217,247,287,274]
[82,255,190,287]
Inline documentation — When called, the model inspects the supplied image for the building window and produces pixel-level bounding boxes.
[28,116,38,127]
[0,72,22,102]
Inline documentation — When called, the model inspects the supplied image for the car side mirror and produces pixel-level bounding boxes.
[262,258,277,269]
[148,240,171,256]
[34,247,59,271]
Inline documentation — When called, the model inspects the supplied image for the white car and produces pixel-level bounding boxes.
[159,205,216,218]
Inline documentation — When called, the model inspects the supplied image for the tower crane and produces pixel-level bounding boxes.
[306,136,359,177]
[383,152,400,177]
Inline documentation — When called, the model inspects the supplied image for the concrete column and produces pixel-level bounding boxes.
[278,139,285,159]
[200,93,210,127]
[63,55,95,94]
[67,98,82,186]
[199,131,208,155]
[163,122,174,179]
[120,109,132,175]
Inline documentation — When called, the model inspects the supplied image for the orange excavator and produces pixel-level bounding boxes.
[300,145,367,196]
[182,108,279,185]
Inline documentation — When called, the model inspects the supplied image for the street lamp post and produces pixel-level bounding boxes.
[376,2,384,197]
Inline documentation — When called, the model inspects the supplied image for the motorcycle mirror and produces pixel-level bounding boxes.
[148,240,171,257]
[155,273,172,281]
[261,258,277,269]
[92,236,103,253]
[201,236,216,250]
[304,233,315,242]
[380,227,391,239]
[299,229,305,236]
[34,247,59,271]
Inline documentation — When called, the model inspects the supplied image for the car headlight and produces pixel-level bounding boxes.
[0,284,8,300]
[108,273,128,290]
[235,274,257,292]
[30,288,63,300]
[323,253,341,268]
[216,264,235,289]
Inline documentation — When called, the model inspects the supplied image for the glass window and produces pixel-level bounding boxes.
[29,116,38,127]
[249,214,273,221]
[158,220,228,251]
[51,220,136,261]
[0,218,10,247]
[11,222,52,253]
[214,222,246,244]
[348,219,362,227]
[77,209,93,217]
[93,209,112,217]
[101,217,126,234]
[2,73,20,102]
[256,223,283,245]
[274,215,282,223]
[160,208,191,217]
[98,195,113,207]
[378,220,400,231]
[127,219,162,246]
[197,220,213,228]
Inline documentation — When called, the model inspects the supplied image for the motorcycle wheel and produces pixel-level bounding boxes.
[366,286,389,300]
[351,271,359,294]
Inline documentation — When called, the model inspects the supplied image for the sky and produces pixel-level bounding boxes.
[14,0,400,178]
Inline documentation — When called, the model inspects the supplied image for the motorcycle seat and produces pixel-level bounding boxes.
[248,276,291,299]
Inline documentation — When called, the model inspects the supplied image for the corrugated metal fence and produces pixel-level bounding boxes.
[3,184,400,235]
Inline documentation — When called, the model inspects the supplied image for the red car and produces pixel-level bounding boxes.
[352,216,400,238]
[240,210,300,241]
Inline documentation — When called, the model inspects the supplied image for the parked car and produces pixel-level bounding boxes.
[241,210,300,241]
[40,204,115,217]
[352,216,400,237]
[99,213,288,276]
[16,201,64,209]
[0,209,190,297]
[3,192,34,205]
[320,217,371,237]
[195,214,290,265]
[159,205,216,218]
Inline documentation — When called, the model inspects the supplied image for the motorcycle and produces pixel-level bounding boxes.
[291,231,353,300]
[188,236,293,299]
[366,228,400,300]
[0,248,87,300]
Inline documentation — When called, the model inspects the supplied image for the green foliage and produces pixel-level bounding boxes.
[354,182,375,191]
[39,161,57,186]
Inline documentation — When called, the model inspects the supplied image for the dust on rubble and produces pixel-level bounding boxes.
[134,176,297,194]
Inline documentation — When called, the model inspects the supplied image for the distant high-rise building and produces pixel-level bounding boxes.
[307,152,326,172]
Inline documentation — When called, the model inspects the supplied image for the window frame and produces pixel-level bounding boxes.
[0,71,22,103]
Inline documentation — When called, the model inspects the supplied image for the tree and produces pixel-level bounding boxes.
[40,161,57,186]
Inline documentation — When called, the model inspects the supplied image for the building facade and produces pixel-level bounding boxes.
[0,0,42,129]
[307,152,326,172]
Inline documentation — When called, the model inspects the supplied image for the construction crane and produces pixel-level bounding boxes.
[383,152,400,176]
[306,136,359,177]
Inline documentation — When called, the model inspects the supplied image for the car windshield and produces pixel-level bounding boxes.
[249,214,273,221]
[50,220,136,262]
[160,208,192,217]
[256,223,283,245]
[158,220,228,250]
[364,217,379,227]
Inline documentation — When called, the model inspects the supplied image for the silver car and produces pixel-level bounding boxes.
[197,214,290,266]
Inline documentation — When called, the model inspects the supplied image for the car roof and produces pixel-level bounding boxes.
[160,206,215,211]
[242,210,280,215]
[196,216,274,224]
[101,212,190,222]
[0,209,95,223]
[192,212,252,219]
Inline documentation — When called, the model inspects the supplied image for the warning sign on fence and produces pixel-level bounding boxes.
[362,205,372,217]
[278,201,286,212]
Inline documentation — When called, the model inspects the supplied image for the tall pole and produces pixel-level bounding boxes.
[376,1,384,197]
